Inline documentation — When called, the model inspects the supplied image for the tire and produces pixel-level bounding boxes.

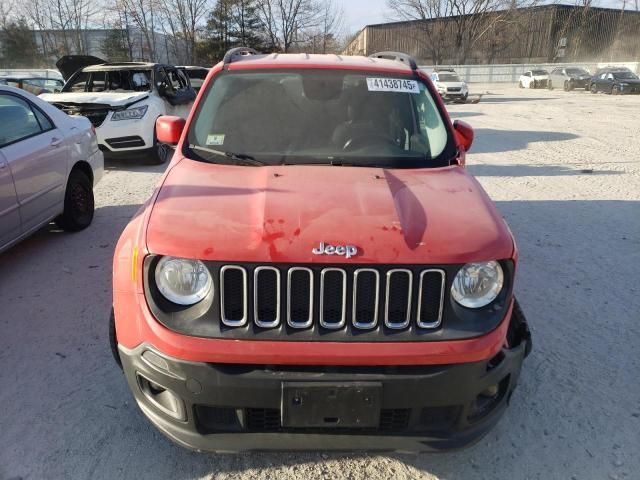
[590,83,597,94]
[568,80,574,91]
[55,169,94,231]
[109,308,123,370]
[147,135,171,165]
[564,81,570,92]
[547,81,553,90]
[462,92,468,101]
[612,85,620,95]
[533,80,538,89]
[518,81,523,88]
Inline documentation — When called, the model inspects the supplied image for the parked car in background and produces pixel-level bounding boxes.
[0,76,64,95]
[40,55,196,164]
[429,69,469,101]
[518,70,549,89]
[548,67,591,91]
[589,69,640,95]
[0,86,103,253]
[177,66,210,93]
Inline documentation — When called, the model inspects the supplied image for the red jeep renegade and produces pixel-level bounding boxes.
[110,48,531,452]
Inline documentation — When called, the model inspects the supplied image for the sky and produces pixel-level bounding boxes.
[341,0,390,34]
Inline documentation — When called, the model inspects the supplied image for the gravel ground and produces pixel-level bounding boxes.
[1,85,639,480]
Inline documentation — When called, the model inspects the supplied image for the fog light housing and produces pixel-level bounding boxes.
[137,373,186,421]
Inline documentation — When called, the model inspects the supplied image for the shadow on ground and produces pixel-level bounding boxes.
[1,200,639,480]
[471,128,579,154]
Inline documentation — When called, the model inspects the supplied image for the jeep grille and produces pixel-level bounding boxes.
[219,265,445,331]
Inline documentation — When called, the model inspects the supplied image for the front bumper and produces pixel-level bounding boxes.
[117,320,530,452]
[96,115,154,156]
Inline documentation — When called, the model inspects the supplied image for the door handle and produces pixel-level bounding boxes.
[0,163,6,170]
[51,137,62,147]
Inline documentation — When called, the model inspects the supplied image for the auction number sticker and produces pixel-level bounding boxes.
[367,78,420,94]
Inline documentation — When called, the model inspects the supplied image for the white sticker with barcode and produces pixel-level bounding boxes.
[366,78,420,94]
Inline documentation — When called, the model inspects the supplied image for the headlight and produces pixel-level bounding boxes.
[155,256,212,305]
[451,261,504,308]
[111,105,148,121]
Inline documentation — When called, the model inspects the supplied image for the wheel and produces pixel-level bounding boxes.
[146,123,172,165]
[109,308,123,370]
[590,83,597,94]
[519,81,523,88]
[533,80,538,89]
[612,85,620,95]
[547,81,553,90]
[564,81,570,91]
[55,169,94,231]
[568,80,574,91]
[462,92,468,101]
[147,134,171,165]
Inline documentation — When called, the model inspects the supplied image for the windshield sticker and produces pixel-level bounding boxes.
[206,134,225,146]
[366,78,420,94]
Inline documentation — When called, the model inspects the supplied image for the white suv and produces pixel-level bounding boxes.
[429,69,469,101]
[40,56,196,164]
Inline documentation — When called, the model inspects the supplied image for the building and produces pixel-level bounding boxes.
[33,28,189,67]
[344,5,640,65]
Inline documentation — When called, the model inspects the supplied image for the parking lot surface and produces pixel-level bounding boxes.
[1,85,639,480]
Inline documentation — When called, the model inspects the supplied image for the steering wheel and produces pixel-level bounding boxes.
[342,132,396,151]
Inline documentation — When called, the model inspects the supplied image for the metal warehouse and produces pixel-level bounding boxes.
[344,5,640,65]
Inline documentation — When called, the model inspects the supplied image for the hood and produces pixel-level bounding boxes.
[146,160,514,264]
[39,91,149,108]
[56,55,105,80]
[438,81,466,89]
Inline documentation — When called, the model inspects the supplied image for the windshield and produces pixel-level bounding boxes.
[187,70,454,168]
[438,73,460,82]
[613,71,638,80]
[566,68,589,75]
[62,69,152,93]
[532,70,548,75]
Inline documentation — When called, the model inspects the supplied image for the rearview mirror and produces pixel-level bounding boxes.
[453,120,474,152]
[156,116,186,145]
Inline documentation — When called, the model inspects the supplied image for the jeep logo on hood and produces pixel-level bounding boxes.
[312,242,358,259]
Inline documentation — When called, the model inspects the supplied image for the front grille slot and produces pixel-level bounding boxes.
[385,269,412,329]
[352,269,379,329]
[417,270,446,329]
[254,267,280,328]
[287,268,313,328]
[320,268,347,329]
[220,266,247,327]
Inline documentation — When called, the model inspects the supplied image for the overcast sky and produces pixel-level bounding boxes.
[341,0,390,34]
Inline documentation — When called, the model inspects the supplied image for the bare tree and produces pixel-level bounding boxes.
[159,0,210,64]
[256,0,321,52]
[388,0,538,63]
[118,0,159,60]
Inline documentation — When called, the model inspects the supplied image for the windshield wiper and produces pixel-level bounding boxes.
[188,145,266,166]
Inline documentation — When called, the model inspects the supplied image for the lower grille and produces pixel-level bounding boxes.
[379,408,411,431]
[246,408,281,431]
[105,135,145,149]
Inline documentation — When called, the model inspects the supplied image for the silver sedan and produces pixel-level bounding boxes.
[0,86,103,253]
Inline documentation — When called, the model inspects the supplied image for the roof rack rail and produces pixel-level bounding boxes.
[223,47,260,69]
[368,51,418,71]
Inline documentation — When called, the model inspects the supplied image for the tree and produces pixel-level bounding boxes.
[101,27,131,61]
[387,0,537,64]
[256,0,321,52]
[159,0,210,64]
[0,17,43,67]
[199,0,266,63]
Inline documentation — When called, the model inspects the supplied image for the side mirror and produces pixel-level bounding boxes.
[156,116,185,145]
[453,120,474,152]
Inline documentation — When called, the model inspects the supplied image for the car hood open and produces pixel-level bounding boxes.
[39,91,149,109]
[56,55,105,80]
[146,159,514,264]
